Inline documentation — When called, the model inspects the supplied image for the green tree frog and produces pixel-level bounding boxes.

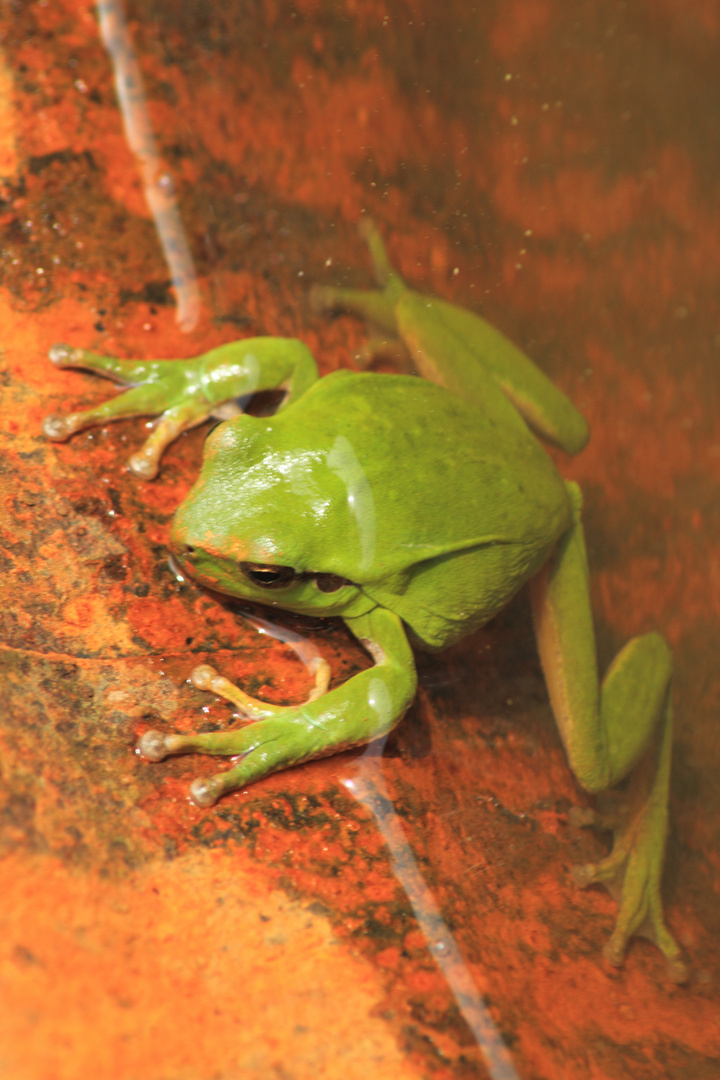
[43,221,685,980]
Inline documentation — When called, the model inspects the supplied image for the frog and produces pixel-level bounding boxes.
[43,220,686,981]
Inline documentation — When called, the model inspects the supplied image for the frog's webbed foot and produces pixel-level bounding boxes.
[138,715,323,808]
[43,343,214,479]
[139,611,415,808]
[570,788,688,983]
[531,490,686,980]
[138,658,334,807]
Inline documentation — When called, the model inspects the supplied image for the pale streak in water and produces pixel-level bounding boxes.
[240,610,326,674]
[342,743,521,1080]
[167,554,326,677]
[96,0,201,332]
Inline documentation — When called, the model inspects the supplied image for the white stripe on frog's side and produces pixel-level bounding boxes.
[326,435,377,573]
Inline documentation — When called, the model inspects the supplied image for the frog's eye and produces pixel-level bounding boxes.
[240,562,297,589]
[313,573,350,593]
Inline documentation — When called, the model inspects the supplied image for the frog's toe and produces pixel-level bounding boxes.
[603,932,626,969]
[189,775,223,808]
[184,747,280,805]
[190,664,219,691]
[309,284,335,313]
[357,216,379,244]
[138,729,171,761]
[665,952,690,984]
[568,805,597,828]
[128,446,161,480]
[571,861,598,889]
[571,849,688,981]
[643,897,690,983]
[189,663,285,717]
[43,413,77,441]
[49,343,83,367]
[602,911,688,983]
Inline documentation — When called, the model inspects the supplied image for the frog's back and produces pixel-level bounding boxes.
[298,371,572,648]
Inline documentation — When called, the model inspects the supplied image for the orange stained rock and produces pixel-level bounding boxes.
[0,850,423,1080]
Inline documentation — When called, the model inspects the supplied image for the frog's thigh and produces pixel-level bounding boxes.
[529,481,685,980]
[311,284,399,336]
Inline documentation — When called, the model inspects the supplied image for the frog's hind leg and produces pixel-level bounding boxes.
[530,480,687,982]
[310,284,399,336]
[357,217,403,292]
[310,218,407,337]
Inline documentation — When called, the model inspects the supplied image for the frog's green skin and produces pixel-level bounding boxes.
[43,222,685,981]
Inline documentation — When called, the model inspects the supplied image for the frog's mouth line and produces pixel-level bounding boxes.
[166,553,353,634]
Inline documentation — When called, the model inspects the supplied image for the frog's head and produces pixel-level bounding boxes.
[169,412,387,619]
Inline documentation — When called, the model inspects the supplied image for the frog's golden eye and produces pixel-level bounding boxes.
[313,573,350,593]
[240,562,296,589]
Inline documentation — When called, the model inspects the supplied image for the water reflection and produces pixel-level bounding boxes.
[342,741,521,1080]
[96,0,200,330]
[240,607,332,700]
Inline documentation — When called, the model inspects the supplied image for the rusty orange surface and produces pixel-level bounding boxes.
[1,1,720,1078]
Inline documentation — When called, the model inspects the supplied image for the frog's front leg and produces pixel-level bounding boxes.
[43,338,318,478]
[531,481,687,982]
[138,607,417,807]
